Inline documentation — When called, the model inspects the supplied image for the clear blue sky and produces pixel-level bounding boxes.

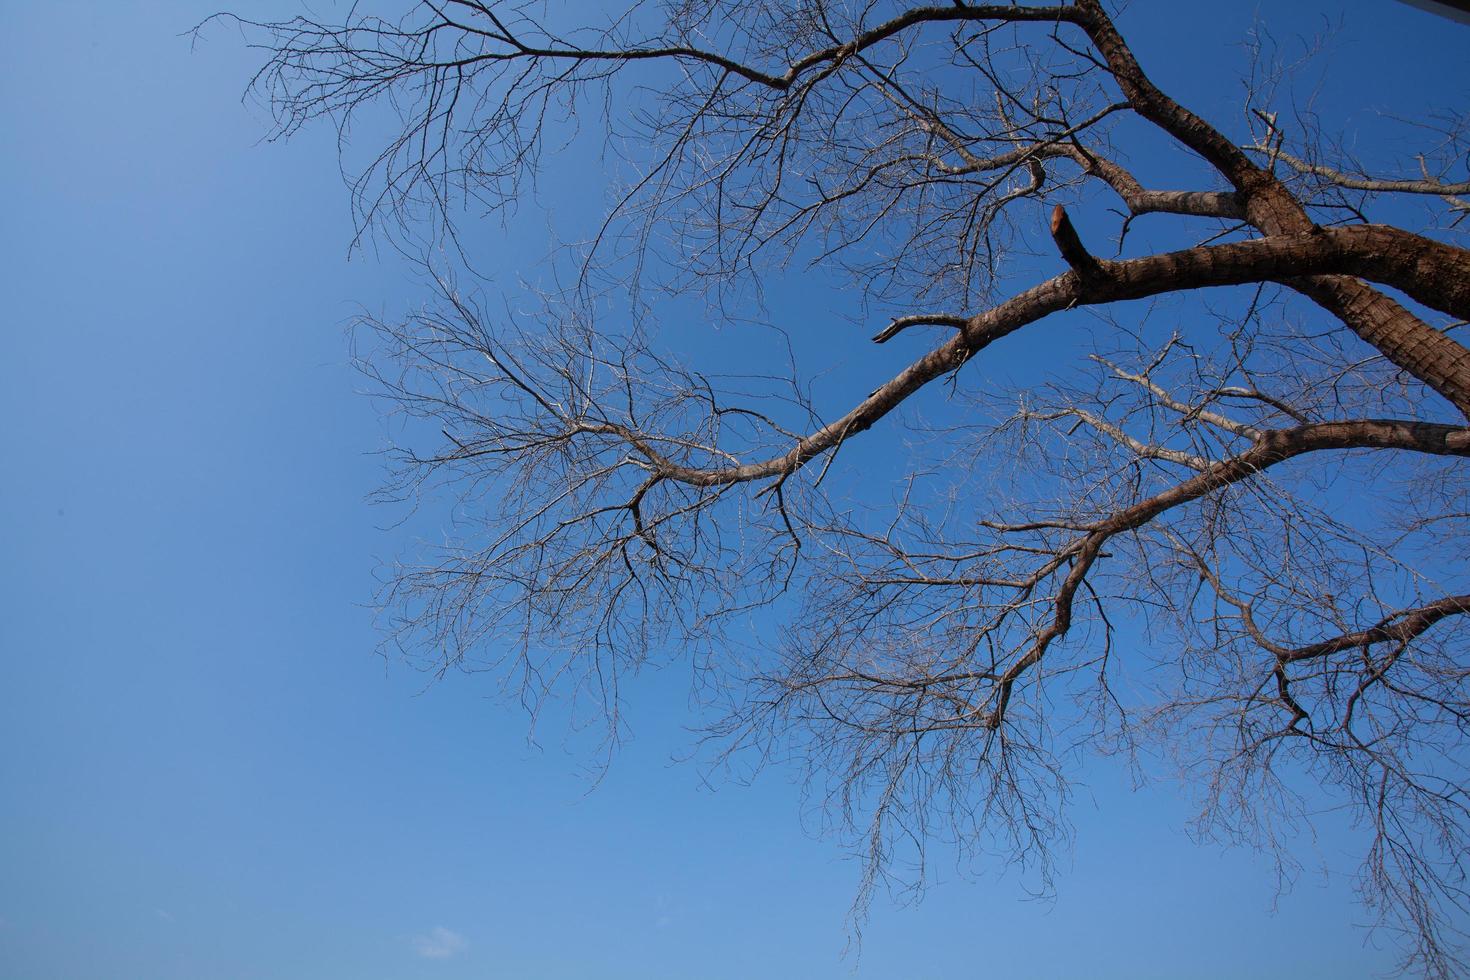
[1,2,1465,978]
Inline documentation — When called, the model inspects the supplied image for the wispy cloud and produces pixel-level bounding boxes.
[412,926,468,960]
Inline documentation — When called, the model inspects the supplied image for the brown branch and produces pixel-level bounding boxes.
[1278,595,1470,664]
[1049,205,1101,280]
[873,313,968,344]
[1071,0,1282,210]
[876,84,1244,221]
[1069,1,1470,417]
[599,223,1470,488]
[1288,275,1470,418]
[1061,144,1245,219]
[984,418,1470,725]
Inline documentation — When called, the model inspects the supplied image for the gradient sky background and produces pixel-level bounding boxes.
[2,2,1467,978]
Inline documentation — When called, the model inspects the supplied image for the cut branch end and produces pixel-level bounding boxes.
[1050,205,1102,281]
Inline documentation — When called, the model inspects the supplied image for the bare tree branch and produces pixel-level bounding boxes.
[225,2,1470,972]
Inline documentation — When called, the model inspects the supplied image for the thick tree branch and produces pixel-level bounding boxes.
[984,417,1470,725]
[606,223,1470,488]
[1048,205,1101,280]
[1278,595,1470,663]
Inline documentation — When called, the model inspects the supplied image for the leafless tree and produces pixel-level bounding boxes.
[220,1,1470,973]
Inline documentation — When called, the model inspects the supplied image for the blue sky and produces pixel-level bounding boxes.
[1,2,1466,978]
